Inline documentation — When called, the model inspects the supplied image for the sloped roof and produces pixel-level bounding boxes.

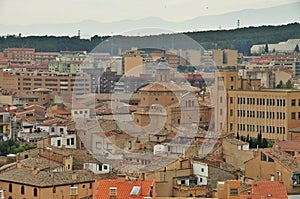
[139,82,185,92]
[274,140,300,152]
[93,178,155,199]
[251,181,288,199]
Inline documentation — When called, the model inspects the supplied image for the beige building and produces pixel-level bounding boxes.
[213,49,238,67]
[245,148,300,194]
[0,165,99,199]
[123,50,145,75]
[227,89,300,140]
[222,137,254,169]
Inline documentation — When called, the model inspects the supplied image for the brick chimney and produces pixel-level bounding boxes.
[71,172,77,181]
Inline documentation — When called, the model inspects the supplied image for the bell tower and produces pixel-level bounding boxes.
[155,56,170,82]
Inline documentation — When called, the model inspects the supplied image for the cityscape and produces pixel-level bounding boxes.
[0,1,300,199]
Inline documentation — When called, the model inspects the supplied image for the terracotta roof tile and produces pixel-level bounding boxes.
[274,140,300,152]
[93,178,155,199]
[53,109,71,115]
[251,181,288,199]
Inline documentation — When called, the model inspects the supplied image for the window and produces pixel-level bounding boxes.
[70,187,78,196]
[230,97,233,104]
[292,112,296,120]
[57,140,61,147]
[89,183,93,189]
[53,186,56,193]
[230,188,238,196]
[292,99,296,106]
[261,152,267,161]
[9,183,12,192]
[21,185,25,195]
[34,188,38,197]
[201,168,204,172]
[230,109,233,116]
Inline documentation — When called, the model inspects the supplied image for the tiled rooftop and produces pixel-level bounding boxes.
[0,167,116,187]
[139,82,185,92]
[241,181,288,199]
[263,148,300,172]
[274,140,300,152]
[93,178,155,199]
[224,137,249,146]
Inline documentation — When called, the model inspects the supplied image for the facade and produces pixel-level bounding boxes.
[251,39,300,54]
[0,112,11,141]
[15,71,91,95]
[217,180,241,199]
[0,165,98,199]
[3,48,35,66]
[213,49,238,67]
[99,67,121,93]
[222,138,254,169]
[227,89,300,140]
[245,148,300,194]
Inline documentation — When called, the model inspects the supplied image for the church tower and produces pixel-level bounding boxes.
[155,56,170,82]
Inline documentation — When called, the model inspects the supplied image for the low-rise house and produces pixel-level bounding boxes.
[222,137,254,170]
[93,178,156,199]
[245,148,300,194]
[240,181,288,199]
[0,164,115,199]
[273,140,300,158]
[83,162,112,174]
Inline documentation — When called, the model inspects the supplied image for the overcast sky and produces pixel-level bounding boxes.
[0,0,299,25]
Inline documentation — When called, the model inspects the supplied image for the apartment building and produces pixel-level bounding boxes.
[227,89,300,140]
[16,71,91,95]
[3,48,35,66]
[213,49,238,67]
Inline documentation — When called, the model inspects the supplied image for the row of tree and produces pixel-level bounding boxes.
[236,132,273,148]
[0,23,300,55]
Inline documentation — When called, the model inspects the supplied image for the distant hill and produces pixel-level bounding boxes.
[0,2,299,37]
[0,23,300,55]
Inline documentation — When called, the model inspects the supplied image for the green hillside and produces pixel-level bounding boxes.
[0,23,299,55]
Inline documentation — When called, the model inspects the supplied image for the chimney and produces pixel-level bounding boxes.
[32,167,40,175]
[72,172,77,181]
[16,162,22,169]
[109,187,117,199]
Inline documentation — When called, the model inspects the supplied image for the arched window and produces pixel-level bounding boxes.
[34,188,38,197]
[9,183,12,192]
[8,197,12,199]
[21,185,25,194]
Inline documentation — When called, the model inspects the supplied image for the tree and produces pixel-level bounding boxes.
[257,132,262,148]
[286,80,293,89]
[295,44,299,53]
[262,138,268,148]
[265,44,269,53]
[276,80,284,89]
[272,48,276,53]
[246,134,250,142]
